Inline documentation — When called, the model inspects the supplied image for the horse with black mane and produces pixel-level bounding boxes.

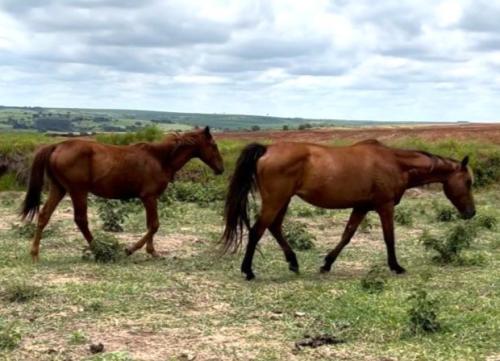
[222,139,475,280]
[21,126,224,261]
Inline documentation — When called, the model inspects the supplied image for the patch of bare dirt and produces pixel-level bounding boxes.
[216,123,500,144]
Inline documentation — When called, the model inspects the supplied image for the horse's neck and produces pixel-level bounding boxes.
[153,140,197,173]
[398,151,458,188]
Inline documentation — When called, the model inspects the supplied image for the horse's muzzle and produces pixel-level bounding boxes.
[461,209,476,220]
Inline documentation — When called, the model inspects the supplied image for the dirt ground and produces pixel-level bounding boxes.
[215,123,500,144]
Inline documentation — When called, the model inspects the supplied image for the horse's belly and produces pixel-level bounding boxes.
[296,183,372,209]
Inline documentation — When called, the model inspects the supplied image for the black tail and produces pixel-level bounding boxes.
[20,144,56,221]
[221,143,267,253]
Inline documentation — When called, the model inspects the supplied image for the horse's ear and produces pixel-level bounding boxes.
[461,155,469,169]
[204,126,211,137]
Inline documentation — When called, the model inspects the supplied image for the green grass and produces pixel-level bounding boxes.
[0,185,498,360]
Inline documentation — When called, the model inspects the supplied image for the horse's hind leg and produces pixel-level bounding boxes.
[241,200,287,280]
[30,182,66,262]
[69,191,93,245]
[320,207,368,273]
[268,201,299,274]
[126,197,159,257]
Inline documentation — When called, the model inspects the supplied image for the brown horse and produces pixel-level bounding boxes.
[21,127,224,261]
[222,139,475,280]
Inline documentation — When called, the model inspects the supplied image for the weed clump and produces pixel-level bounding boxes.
[395,207,413,226]
[0,318,22,351]
[435,205,458,222]
[284,222,315,251]
[360,265,387,293]
[407,287,441,334]
[2,280,41,303]
[474,213,497,230]
[84,232,124,263]
[421,223,477,264]
[96,199,130,232]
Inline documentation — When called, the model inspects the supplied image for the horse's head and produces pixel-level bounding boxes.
[196,126,224,175]
[443,156,475,219]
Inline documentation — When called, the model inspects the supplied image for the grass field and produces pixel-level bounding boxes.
[0,131,499,361]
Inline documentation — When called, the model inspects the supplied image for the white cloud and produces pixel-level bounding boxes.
[0,0,499,122]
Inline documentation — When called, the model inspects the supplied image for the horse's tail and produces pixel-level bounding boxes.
[221,143,267,253]
[20,144,57,221]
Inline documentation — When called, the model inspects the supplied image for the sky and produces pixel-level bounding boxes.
[0,0,499,122]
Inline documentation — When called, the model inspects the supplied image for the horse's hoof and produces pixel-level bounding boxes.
[31,254,39,263]
[244,272,255,281]
[319,265,331,274]
[124,248,133,256]
[289,264,300,274]
[148,251,161,258]
[391,265,406,274]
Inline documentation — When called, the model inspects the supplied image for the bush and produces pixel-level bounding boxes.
[435,205,458,222]
[2,280,41,303]
[84,232,124,263]
[421,223,477,264]
[407,287,441,334]
[96,199,130,232]
[0,319,22,351]
[360,265,387,293]
[68,330,87,345]
[169,181,225,206]
[474,213,497,230]
[284,222,315,251]
[394,207,413,226]
[473,154,500,187]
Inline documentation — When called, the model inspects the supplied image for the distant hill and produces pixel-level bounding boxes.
[0,105,444,132]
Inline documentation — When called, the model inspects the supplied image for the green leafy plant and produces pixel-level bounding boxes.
[435,204,458,222]
[360,265,387,293]
[2,280,41,303]
[394,206,413,226]
[407,287,441,334]
[84,232,124,263]
[68,330,87,345]
[421,223,477,264]
[474,213,497,230]
[284,222,315,251]
[0,318,22,350]
[96,199,130,232]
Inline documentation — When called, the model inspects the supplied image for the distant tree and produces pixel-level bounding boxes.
[282,125,289,131]
[298,123,312,130]
[251,125,261,131]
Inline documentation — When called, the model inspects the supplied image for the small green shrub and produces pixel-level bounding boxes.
[474,214,497,230]
[2,280,41,303]
[421,223,477,264]
[284,222,315,251]
[68,330,87,345]
[407,287,441,334]
[0,319,22,351]
[360,265,387,293]
[84,232,124,263]
[473,154,500,187]
[169,181,225,206]
[394,207,413,226]
[96,199,130,232]
[435,205,457,222]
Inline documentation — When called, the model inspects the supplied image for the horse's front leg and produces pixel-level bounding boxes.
[125,197,160,257]
[376,203,406,274]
